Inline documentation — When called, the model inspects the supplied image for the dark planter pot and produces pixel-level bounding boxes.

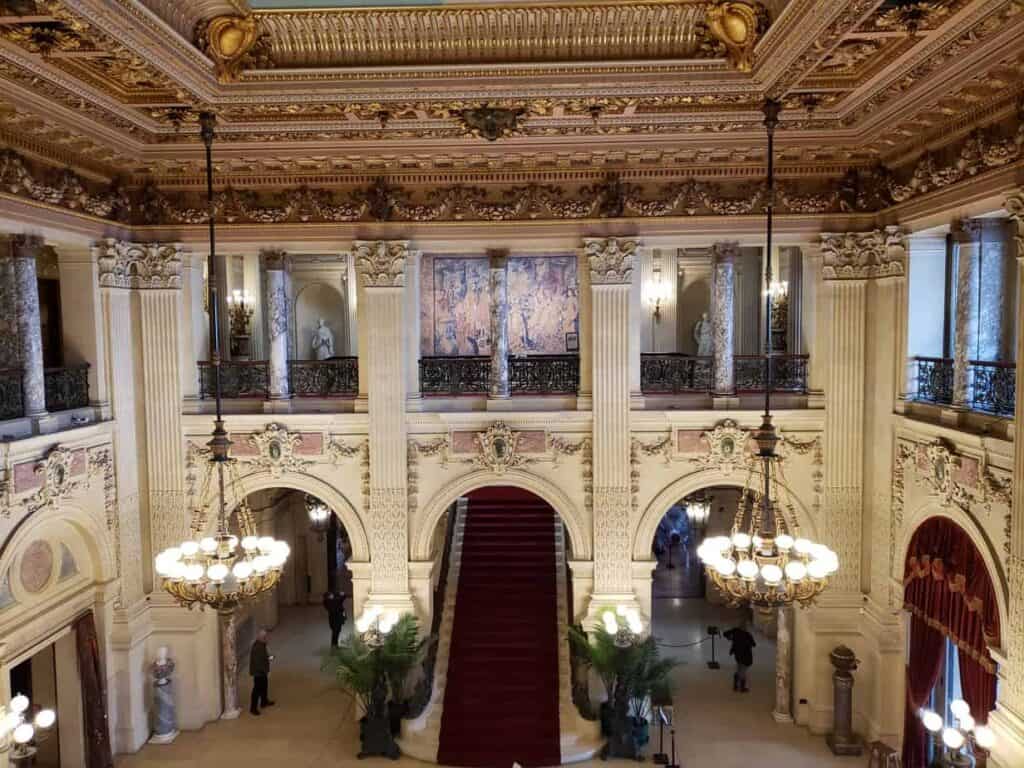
[603,710,644,760]
[388,699,407,736]
[358,714,400,759]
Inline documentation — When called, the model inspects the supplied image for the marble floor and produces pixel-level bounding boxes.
[118,599,858,768]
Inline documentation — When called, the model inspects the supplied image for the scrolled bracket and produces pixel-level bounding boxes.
[705,1,768,73]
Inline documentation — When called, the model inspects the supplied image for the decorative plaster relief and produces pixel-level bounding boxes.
[236,423,314,478]
[19,540,53,594]
[466,422,536,474]
[584,238,636,285]
[820,227,907,281]
[688,419,753,474]
[354,241,409,288]
[327,437,366,465]
[17,446,85,515]
[94,239,183,289]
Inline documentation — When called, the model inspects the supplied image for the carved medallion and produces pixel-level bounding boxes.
[19,540,53,594]
[245,423,311,478]
[471,422,532,474]
[689,419,751,474]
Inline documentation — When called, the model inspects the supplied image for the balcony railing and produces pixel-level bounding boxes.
[0,368,24,421]
[44,364,90,412]
[734,355,809,393]
[420,355,580,396]
[640,354,713,394]
[970,360,1015,417]
[913,357,954,407]
[198,361,269,399]
[289,358,358,398]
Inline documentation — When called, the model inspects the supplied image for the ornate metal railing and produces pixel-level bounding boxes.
[640,354,713,394]
[198,361,269,399]
[289,358,358,398]
[970,360,1015,417]
[0,368,24,421]
[509,354,579,395]
[913,356,954,407]
[44,364,90,412]
[734,354,809,393]
[420,354,580,396]
[420,356,490,395]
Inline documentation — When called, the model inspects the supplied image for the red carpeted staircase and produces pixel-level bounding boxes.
[437,487,561,768]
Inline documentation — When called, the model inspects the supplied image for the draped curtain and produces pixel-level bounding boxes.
[75,611,114,768]
[902,517,1001,768]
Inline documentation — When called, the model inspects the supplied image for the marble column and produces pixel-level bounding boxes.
[783,246,803,356]
[219,610,241,719]
[711,242,738,396]
[995,190,1024,768]
[12,234,48,421]
[951,219,981,408]
[584,237,637,607]
[773,606,794,723]
[260,249,291,402]
[354,241,415,613]
[488,249,510,399]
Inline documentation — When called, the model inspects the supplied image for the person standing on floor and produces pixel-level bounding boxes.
[323,590,347,648]
[249,628,275,715]
[724,620,756,693]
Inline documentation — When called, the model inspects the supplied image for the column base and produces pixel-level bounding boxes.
[712,395,739,410]
[406,394,424,411]
[806,390,826,409]
[31,412,60,434]
[485,396,514,410]
[220,708,242,721]
[940,406,969,426]
[576,393,593,411]
[149,730,179,745]
[826,732,863,756]
[629,393,645,410]
[354,394,369,413]
[262,397,293,414]
[772,711,794,724]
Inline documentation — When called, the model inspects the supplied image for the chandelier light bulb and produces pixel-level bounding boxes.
[257,536,275,553]
[794,538,813,555]
[180,541,200,557]
[232,561,253,581]
[12,723,34,744]
[206,563,229,583]
[949,699,970,720]
[199,537,218,553]
[807,560,829,580]
[241,535,259,551]
[626,612,643,635]
[34,709,56,729]
[974,725,996,749]
[760,564,783,584]
[715,559,737,577]
[737,560,759,580]
[775,534,794,550]
[732,532,752,550]
[10,695,29,714]
[785,561,807,582]
[958,713,975,732]
[921,709,943,733]
[942,727,965,751]
[3,710,21,732]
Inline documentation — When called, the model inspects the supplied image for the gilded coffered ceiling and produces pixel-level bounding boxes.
[0,0,1020,212]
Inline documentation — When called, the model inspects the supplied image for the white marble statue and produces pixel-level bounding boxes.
[312,318,335,360]
[693,312,713,357]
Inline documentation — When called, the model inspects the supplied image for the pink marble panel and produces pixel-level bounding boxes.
[451,431,478,454]
[954,456,979,488]
[916,445,930,472]
[13,461,43,493]
[229,435,259,456]
[70,449,87,476]
[516,431,547,454]
[296,433,323,455]
[677,430,705,454]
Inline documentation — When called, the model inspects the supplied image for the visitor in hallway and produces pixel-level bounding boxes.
[323,590,347,647]
[249,628,275,715]
[724,619,756,693]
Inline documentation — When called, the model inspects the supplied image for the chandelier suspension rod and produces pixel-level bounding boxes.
[200,111,231,533]
[759,99,781,536]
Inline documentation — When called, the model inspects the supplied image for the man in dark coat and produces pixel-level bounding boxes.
[724,621,756,692]
[249,628,275,715]
[323,591,347,648]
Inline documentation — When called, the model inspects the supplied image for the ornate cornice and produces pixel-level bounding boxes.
[353,240,408,288]
[584,237,637,284]
[820,226,907,281]
[93,238,183,289]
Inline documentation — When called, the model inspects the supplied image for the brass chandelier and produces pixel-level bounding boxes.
[695,100,838,609]
[154,112,289,612]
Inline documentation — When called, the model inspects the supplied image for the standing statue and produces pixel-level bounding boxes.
[149,646,179,744]
[311,318,336,360]
[693,312,713,357]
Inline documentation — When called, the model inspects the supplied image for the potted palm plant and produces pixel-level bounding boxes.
[569,623,676,760]
[325,613,429,759]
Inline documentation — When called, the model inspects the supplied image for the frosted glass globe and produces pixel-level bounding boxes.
[184,563,204,582]
[34,709,55,729]
[794,538,813,555]
[10,695,29,714]
[760,564,783,584]
[949,699,970,719]
[164,547,181,561]
[732,532,752,549]
[921,710,943,733]
[807,560,829,580]
[257,536,275,553]
[12,723,34,744]
[775,534,794,550]
[942,728,965,750]
[252,556,270,573]
[241,536,259,551]
[737,560,758,579]
[974,725,996,749]
[785,561,807,582]
[206,563,229,582]
[199,537,218,553]
[232,562,253,581]
[958,714,974,732]
[180,541,200,557]
[268,550,287,568]
[715,559,737,577]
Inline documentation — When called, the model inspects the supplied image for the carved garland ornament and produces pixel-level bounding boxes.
[353,240,408,288]
[245,423,312,478]
[820,226,907,281]
[21,446,83,515]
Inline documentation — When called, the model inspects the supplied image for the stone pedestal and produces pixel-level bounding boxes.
[488,249,510,399]
[711,242,737,396]
[260,249,291,401]
[149,649,179,744]
[826,644,863,756]
[12,235,48,424]
[219,611,241,720]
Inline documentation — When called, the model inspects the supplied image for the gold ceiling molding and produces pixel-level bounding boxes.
[705,1,769,72]
[195,14,271,83]
[249,1,740,69]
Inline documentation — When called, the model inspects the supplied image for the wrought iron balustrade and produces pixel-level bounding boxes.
[913,357,954,407]
[734,354,809,393]
[0,367,24,421]
[289,358,358,398]
[44,364,90,412]
[969,360,1015,417]
[198,360,269,399]
[420,356,490,395]
[509,354,579,395]
[640,354,713,394]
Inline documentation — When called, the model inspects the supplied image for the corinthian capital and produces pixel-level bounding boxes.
[259,248,290,271]
[820,226,906,281]
[354,240,409,287]
[712,241,740,263]
[93,238,183,289]
[1005,191,1024,258]
[11,233,44,261]
[584,237,637,285]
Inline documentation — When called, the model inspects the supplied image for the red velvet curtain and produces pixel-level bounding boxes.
[902,615,945,768]
[902,517,1001,768]
[75,612,114,768]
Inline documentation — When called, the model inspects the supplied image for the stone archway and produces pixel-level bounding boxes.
[413,468,591,562]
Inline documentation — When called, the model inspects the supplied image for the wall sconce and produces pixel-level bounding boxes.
[226,289,254,359]
[647,275,671,323]
[766,280,788,300]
